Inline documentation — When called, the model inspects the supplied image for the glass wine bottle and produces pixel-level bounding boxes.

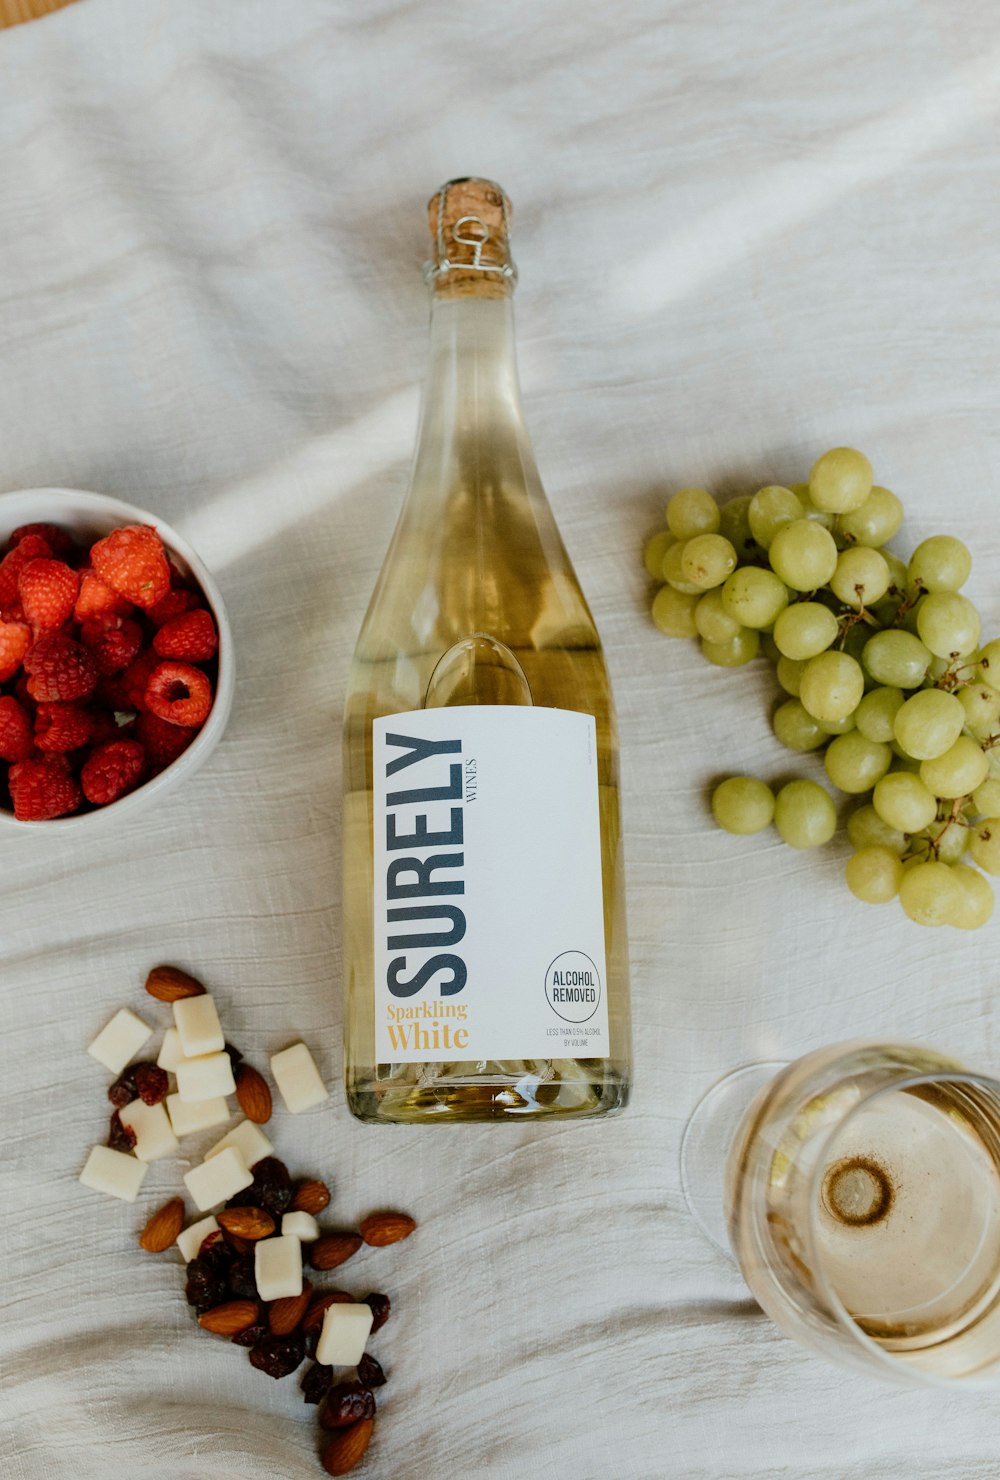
[342,177,631,1123]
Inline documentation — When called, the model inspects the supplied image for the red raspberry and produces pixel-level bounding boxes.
[145,661,213,727]
[153,609,218,662]
[7,756,82,820]
[79,614,143,676]
[34,703,93,753]
[24,633,98,703]
[18,558,80,633]
[81,738,146,805]
[90,525,170,610]
[135,708,196,769]
[0,534,51,614]
[119,648,160,711]
[9,522,76,560]
[0,696,33,762]
[73,565,133,622]
[0,620,31,682]
[148,587,198,626]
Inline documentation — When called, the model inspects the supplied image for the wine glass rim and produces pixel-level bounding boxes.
[803,1066,1000,1389]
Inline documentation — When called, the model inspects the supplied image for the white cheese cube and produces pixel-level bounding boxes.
[166,1092,231,1138]
[118,1099,179,1163]
[87,1008,152,1074]
[173,993,225,1058]
[270,1042,329,1114]
[175,1051,236,1103]
[204,1118,272,1168]
[316,1303,374,1367]
[79,1144,148,1203]
[254,1235,303,1302]
[157,1028,186,1073]
[183,1145,253,1212]
[282,1211,320,1242]
[176,1215,221,1263]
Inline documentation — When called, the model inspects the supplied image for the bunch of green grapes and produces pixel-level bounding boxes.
[645,446,1000,929]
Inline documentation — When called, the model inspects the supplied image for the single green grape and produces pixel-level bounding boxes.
[908,535,972,593]
[824,732,892,794]
[872,770,938,832]
[919,735,989,798]
[957,682,1000,741]
[977,638,1000,684]
[772,602,839,660]
[950,865,995,929]
[662,541,704,595]
[829,546,890,609]
[701,629,761,667]
[747,486,804,548]
[845,845,904,903]
[808,446,873,513]
[694,588,743,644]
[969,817,1000,875]
[720,566,790,629]
[861,630,931,688]
[837,487,904,547]
[768,519,838,591]
[718,495,756,558]
[846,803,907,855]
[856,686,905,743]
[666,487,719,540]
[772,699,827,752]
[898,860,963,926]
[893,688,965,761]
[681,533,738,590]
[711,776,775,835]
[773,779,837,848]
[916,591,981,659]
[798,650,865,723]
[651,585,699,638]
[643,529,675,580]
[972,777,1000,815]
[776,656,806,697]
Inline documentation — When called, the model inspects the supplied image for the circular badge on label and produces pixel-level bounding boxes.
[544,952,602,1023]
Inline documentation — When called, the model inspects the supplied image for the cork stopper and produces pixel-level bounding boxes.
[425,177,517,299]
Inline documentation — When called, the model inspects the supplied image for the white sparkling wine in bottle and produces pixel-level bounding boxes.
[342,178,631,1123]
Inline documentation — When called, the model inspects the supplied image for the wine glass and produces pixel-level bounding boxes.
[680,1042,1000,1385]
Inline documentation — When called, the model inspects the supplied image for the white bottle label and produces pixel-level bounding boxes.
[372,705,609,1064]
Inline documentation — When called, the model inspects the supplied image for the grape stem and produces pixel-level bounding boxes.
[912,796,971,862]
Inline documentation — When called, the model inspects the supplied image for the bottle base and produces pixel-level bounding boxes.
[345,1065,630,1124]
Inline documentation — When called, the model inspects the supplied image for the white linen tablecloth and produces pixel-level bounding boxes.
[2,1,1000,1475]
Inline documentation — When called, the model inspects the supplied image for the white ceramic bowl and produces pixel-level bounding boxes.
[0,487,234,832]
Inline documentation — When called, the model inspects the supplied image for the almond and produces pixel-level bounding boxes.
[235,1063,272,1124]
[309,1233,363,1271]
[359,1211,416,1247]
[302,1289,355,1333]
[144,964,205,1002]
[321,1418,375,1477]
[290,1178,331,1215]
[268,1278,312,1336]
[217,1206,275,1241]
[139,1196,185,1253]
[198,1299,260,1336]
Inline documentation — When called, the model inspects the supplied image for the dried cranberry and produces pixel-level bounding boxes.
[232,1323,268,1349]
[200,1239,234,1275]
[185,1257,226,1313]
[303,1328,319,1360]
[357,1353,386,1388]
[301,1363,334,1405]
[363,1293,391,1333]
[319,1381,377,1430]
[248,1156,292,1216]
[228,1254,259,1300]
[134,1063,168,1105]
[248,1332,305,1379]
[107,1066,139,1109]
[107,1110,136,1152]
[199,1230,224,1255]
[223,1041,243,1069]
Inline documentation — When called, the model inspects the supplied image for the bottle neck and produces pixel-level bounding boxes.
[418,291,529,453]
